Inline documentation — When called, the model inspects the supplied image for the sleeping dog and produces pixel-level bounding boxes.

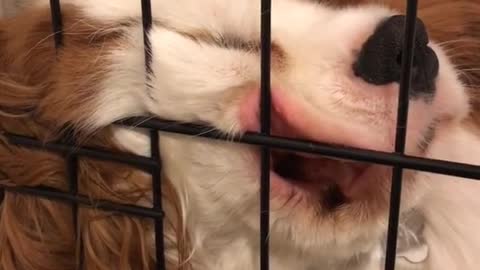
[0,0,480,269]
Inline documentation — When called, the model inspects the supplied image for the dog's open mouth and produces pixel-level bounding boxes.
[271,150,371,209]
[240,90,385,208]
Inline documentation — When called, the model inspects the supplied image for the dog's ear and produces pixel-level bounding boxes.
[389,0,480,125]
[424,0,480,126]
[0,17,42,120]
[417,0,480,86]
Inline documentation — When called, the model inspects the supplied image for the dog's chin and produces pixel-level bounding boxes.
[241,136,432,259]
[261,192,388,262]
[255,166,421,261]
[231,101,436,259]
[266,215,385,261]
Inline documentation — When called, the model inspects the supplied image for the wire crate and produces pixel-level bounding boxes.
[1,0,480,270]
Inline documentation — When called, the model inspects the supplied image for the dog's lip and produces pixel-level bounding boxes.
[237,88,394,200]
[236,88,388,199]
[238,88,393,153]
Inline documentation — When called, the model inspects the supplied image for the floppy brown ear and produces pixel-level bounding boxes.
[388,0,480,125]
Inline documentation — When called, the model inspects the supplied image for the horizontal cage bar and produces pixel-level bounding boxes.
[6,123,480,182]
[6,133,159,171]
[116,118,480,180]
[3,185,163,219]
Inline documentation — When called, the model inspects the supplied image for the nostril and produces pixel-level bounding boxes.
[353,15,439,96]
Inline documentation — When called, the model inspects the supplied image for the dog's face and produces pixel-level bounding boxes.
[1,0,478,267]
[89,0,470,260]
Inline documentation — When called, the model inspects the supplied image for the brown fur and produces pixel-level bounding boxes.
[0,5,187,270]
[387,0,480,126]
[0,1,478,270]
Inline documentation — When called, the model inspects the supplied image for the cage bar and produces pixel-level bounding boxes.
[260,0,272,269]
[140,0,166,269]
[1,0,480,269]
[48,1,84,269]
[115,119,480,180]
[6,133,158,171]
[4,185,163,218]
[150,131,166,270]
[142,0,153,75]
[384,1,419,269]
[66,154,82,269]
[49,0,63,48]
[8,121,480,182]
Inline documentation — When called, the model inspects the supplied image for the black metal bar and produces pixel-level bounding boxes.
[3,185,163,219]
[385,1,419,269]
[66,156,78,221]
[7,124,480,184]
[142,0,153,75]
[260,0,272,269]
[49,0,63,48]
[66,155,83,270]
[4,0,477,269]
[6,134,158,171]
[140,0,165,269]
[117,118,480,180]
[48,1,84,267]
[150,130,166,270]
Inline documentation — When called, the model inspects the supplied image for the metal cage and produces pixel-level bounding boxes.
[2,0,480,269]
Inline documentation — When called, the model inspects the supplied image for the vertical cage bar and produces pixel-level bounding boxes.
[49,1,83,268]
[49,0,63,48]
[141,0,153,75]
[150,131,166,270]
[384,1,419,269]
[141,1,166,269]
[67,155,83,270]
[260,0,272,269]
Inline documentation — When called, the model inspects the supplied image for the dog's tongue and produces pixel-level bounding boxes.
[302,157,364,190]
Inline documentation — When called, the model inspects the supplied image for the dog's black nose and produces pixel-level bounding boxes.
[353,15,439,96]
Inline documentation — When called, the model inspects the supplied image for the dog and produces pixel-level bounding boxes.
[0,0,479,269]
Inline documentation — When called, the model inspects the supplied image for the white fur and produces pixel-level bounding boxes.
[16,0,480,269]
[417,126,480,270]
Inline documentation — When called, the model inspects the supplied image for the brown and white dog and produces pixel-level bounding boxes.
[0,0,479,269]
